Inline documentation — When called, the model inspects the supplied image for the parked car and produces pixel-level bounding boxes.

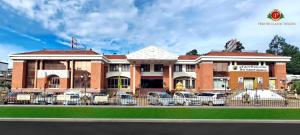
[115,92,137,106]
[147,92,175,106]
[32,94,56,105]
[4,92,18,104]
[93,92,109,105]
[173,91,202,106]
[63,94,81,105]
[195,92,226,106]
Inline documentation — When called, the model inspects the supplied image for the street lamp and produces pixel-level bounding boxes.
[81,74,90,105]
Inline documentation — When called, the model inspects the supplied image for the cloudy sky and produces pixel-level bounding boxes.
[0,0,299,66]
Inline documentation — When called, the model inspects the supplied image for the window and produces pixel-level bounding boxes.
[185,79,195,89]
[110,64,119,72]
[44,61,66,70]
[141,64,150,72]
[213,62,228,72]
[47,75,60,88]
[121,64,130,71]
[174,65,182,72]
[213,78,229,90]
[174,77,195,89]
[26,61,35,88]
[186,65,195,72]
[107,77,130,88]
[74,61,91,88]
[154,64,163,72]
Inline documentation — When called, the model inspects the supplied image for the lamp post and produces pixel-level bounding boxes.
[81,74,90,105]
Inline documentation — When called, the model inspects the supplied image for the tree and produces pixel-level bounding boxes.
[225,39,245,52]
[266,35,300,74]
[266,35,299,56]
[186,49,199,56]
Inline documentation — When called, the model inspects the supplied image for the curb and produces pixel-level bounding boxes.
[1,118,300,123]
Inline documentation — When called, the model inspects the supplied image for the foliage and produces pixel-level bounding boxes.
[266,35,300,74]
[292,81,300,94]
[225,40,245,52]
[186,49,199,56]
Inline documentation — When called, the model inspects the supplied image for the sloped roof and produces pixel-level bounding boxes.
[14,50,99,55]
[126,46,178,60]
[178,55,199,60]
[204,51,276,57]
[104,55,127,59]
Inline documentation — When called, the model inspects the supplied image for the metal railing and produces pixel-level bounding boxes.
[1,94,300,107]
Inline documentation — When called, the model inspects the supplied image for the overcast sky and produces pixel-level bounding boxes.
[0,0,299,66]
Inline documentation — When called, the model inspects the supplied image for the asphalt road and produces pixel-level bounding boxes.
[0,121,300,135]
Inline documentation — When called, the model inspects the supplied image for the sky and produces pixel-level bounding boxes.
[0,0,299,67]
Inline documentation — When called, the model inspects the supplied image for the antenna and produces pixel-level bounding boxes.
[71,36,79,49]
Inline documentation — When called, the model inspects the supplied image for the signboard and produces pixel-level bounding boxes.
[230,65,268,72]
[238,77,244,83]
[56,95,71,101]
[94,96,108,102]
[17,94,31,101]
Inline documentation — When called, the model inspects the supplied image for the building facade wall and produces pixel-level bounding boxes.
[90,61,105,91]
[198,62,214,90]
[228,71,269,90]
[274,63,287,90]
[11,61,26,89]
[163,65,170,90]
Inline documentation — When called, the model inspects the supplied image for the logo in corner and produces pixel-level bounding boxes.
[267,9,284,21]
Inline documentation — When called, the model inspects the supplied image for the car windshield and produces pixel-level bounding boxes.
[183,93,196,98]
[121,95,133,99]
[217,94,225,98]
[160,94,172,98]
[70,95,79,98]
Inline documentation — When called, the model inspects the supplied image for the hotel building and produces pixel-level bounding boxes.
[10,46,291,95]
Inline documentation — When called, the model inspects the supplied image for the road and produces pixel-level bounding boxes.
[0,121,299,135]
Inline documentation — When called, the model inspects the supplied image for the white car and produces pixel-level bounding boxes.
[116,92,137,106]
[63,94,81,105]
[173,91,202,106]
[93,92,109,105]
[32,94,56,105]
[195,92,226,106]
[147,92,175,106]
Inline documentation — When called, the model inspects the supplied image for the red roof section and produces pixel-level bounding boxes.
[15,50,99,55]
[204,51,276,57]
[178,55,199,60]
[104,55,127,59]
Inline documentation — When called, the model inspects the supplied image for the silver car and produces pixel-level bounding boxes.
[147,92,175,106]
[116,93,137,106]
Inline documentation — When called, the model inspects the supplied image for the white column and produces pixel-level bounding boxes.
[169,64,172,90]
[70,60,74,89]
[133,64,136,94]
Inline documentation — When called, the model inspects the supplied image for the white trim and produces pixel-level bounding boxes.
[37,70,69,78]
[198,56,291,62]
[10,54,109,62]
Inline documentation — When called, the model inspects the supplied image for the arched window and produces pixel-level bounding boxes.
[47,75,60,88]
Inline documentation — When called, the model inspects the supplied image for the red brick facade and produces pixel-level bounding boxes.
[10,48,290,93]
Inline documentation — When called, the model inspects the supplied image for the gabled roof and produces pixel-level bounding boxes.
[204,51,276,57]
[14,49,99,55]
[126,46,178,60]
[178,55,199,60]
[104,55,127,59]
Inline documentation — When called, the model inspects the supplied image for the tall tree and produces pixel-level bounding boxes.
[225,39,245,52]
[266,35,300,74]
[186,49,199,56]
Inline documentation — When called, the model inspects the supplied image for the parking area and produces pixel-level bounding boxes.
[1,90,299,107]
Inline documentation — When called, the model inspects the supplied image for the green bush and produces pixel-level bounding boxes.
[292,81,300,94]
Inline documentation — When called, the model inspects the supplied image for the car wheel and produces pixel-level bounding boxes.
[208,102,213,106]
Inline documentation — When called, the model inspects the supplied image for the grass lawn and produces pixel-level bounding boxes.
[1,107,300,119]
